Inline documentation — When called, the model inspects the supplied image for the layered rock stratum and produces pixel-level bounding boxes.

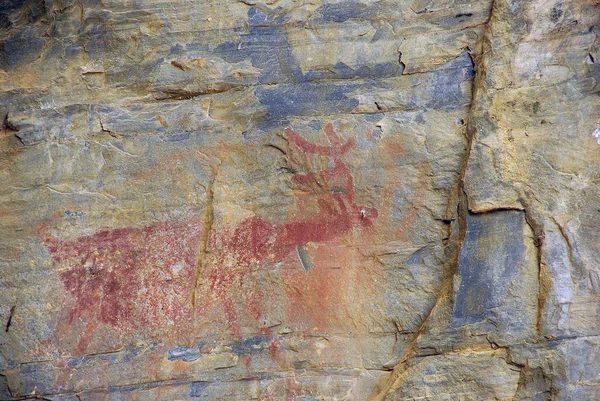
[1,0,599,399]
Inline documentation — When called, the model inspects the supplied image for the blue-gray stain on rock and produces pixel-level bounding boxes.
[0,0,48,69]
[230,335,272,356]
[190,381,210,397]
[427,52,475,111]
[108,380,165,394]
[452,210,527,327]
[167,133,190,142]
[255,82,358,122]
[0,28,45,69]
[316,0,372,23]
[303,61,403,82]
[215,5,402,88]
[214,7,302,85]
[0,373,10,400]
[167,346,201,362]
[121,346,145,363]
[297,245,313,272]
[214,4,402,125]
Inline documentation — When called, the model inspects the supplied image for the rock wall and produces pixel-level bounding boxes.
[0,0,599,400]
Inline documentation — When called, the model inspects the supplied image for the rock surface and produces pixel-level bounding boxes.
[0,0,598,400]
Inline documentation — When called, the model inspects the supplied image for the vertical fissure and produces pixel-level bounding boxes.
[369,1,497,399]
[192,163,220,314]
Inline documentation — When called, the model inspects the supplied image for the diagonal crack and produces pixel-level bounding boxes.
[5,305,15,333]
[369,1,496,399]
[369,187,469,401]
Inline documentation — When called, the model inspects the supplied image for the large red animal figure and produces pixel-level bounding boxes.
[42,122,378,355]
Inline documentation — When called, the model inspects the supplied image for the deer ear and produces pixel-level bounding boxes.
[324,122,335,136]
[324,122,342,146]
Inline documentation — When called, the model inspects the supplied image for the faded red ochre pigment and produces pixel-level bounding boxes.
[42,123,380,354]
[197,123,378,335]
[42,220,203,354]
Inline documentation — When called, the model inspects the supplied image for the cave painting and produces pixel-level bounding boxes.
[42,220,203,354]
[196,122,379,336]
[42,122,380,355]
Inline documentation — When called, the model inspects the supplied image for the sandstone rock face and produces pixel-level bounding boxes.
[0,0,598,400]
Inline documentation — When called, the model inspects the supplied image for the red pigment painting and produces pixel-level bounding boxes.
[42,122,380,355]
[42,220,203,354]
[196,122,379,335]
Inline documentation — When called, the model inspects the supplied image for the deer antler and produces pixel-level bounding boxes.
[282,123,359,217]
